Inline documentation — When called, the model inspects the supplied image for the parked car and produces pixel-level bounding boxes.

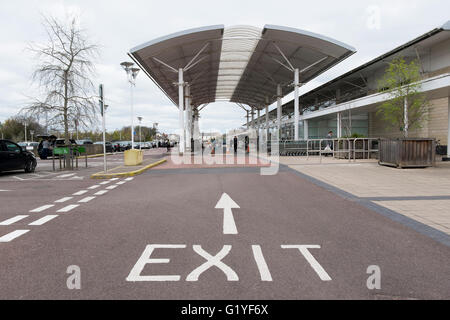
[76,139,93,145]
[18,142,39,151]
[0,140,37,173]
[94,141,113,153]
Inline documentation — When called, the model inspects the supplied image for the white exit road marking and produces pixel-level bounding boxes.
[281,245,332,281]
[215,193,240,235]
[57,204,80,213]
[252,245,273,281]
[73,190,88,196]
[0,230,30,242]
[78,196,96,203]
[0,215,29,226]
[55,197,73,203]
[106,185,118,190]
[94,190,108,196]
[30,205,55,213]
[28,215,58,226]
[57,173,76,178]
[88,185,101,190]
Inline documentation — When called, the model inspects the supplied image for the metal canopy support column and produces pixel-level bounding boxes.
[447,97,450,158]
[257,109,261,133]
[185,84,191,152]
[246,110,250,130]
[277,84,282,139]
[337,112,342,138]
[251,107,255,128]
[265,98,269,142]
[294,68,300,141]
[178,68,185,154]
[304,120,309,140]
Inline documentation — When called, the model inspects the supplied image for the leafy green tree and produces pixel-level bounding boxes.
[1,116,44,141]
[377,57,429,137]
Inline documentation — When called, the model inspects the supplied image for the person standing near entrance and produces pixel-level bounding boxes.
[325,130,333,156]
[233,136,238,154]
[42,138,50,159]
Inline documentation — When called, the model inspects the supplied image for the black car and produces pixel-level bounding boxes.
[94,141,113,153]
[0,140,37,173]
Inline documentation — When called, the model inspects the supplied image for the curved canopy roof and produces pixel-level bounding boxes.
[130,25,355,110]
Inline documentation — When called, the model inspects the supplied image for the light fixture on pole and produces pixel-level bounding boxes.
[137,116,143,150]
[120,61,140,150]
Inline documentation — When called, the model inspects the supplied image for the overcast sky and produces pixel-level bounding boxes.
[0,0,448,136]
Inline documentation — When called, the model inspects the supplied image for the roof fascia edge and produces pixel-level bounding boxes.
[130,25,225,53]
[262,24,356,53]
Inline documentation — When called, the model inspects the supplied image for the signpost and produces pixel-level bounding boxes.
[99,84,107,173]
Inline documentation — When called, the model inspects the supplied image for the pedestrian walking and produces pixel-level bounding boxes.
[233,136,238,154]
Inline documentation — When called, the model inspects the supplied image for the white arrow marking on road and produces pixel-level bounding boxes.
[215,193,240,235]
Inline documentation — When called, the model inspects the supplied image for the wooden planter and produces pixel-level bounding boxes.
[379,138,435,168]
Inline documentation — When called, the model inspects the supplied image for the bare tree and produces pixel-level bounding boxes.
[24,14,99,166]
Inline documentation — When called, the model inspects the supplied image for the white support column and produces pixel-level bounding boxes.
[337,112,342,138]
[447,97,450,158]
[185,84,191,152]
[251,107,255,129]
[257,109,261,134]
[294,68,300,140]
[304,120,309,140]
[178,68,185,154]
[246,110,250,130]
[265,104,269,141]
[277,84,282,138]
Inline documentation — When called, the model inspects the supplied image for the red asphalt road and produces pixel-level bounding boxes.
[0,158,449,299]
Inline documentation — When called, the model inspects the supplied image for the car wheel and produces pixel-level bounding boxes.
[24,160,36,173]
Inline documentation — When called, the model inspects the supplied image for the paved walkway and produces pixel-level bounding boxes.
[270,156,450,235]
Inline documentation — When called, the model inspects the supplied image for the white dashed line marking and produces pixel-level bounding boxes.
[125,177,134,181]
[110,178,119,181]
[73,190,88,196]
[78,196,96,203]
[100,181,111,185]
[116,181,126,185]
[30,205,55,213]
[106,185,118,190]
[57,204,80,213]
[0,215,29,226]
[94,190,109,196]
[88,185,101,190]
[28,215,58,226]
[55,197,73,203]
[0,230,30,242]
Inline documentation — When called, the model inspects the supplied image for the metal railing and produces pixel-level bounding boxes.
[274,138,379,162]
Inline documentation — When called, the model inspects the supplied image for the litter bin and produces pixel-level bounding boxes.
[124,149,143,166]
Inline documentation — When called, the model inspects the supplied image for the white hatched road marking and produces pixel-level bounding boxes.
[106,185,118,190]
[28,215,58,226]
[0,215,29,226]
[94,190,109,196]
[30,205,55,213]
[57,204,80,213]
[88,185,101,190]
[0,230,30,242]
[73,190,88,196]
[78,196,96,203]
[55,197,73,203]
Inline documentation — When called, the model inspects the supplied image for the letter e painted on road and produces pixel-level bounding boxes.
[126,244,186,282]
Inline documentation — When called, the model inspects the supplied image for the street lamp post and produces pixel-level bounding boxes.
[23,121,28,143]
[30,130,34,143]
[120,61,140,150]
[137,116,143,150]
